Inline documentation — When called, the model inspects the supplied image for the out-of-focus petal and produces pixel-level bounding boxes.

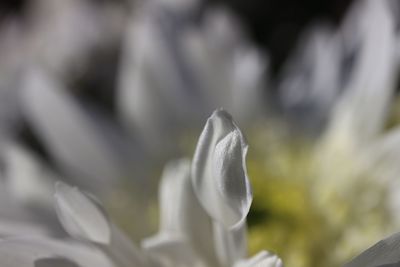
[107,224,153,267]
[192,109,252,229]
[279,24,341,132]
[326,0,398,145]
[34,258,80,267]
[213,222,247,266]
[21,69,124,192]
[343,232,400,267]
[143,159,218,266]
[0,171,52,237]
[2,143,55,207]
[0,220,49,238]
[26,0,105,74]
[117,10,187,155]
[55,182,151,267]
[142,233,199,267]
[233,251,283,267]
[0,237,114,267]
[54,182,111,245]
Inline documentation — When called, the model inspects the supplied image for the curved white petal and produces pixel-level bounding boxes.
[234,251,283,267]
[144,159,218,266]
[142,233,199,267]
[54,182,110,244]
[192,109,252,229]
[213,222,247,266]
[0,238,114,267]
[344,232,400,267]
[55,182,150,267]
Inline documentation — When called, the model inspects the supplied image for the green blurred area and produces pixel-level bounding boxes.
[246,122,394,267]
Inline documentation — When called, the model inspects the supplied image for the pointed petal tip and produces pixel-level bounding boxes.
[192,109,252,229]
[54,182,111,245]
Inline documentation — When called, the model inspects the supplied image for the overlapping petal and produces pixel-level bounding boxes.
[54,182,111,245]
[143,159,218,266]
[192,109,252,229]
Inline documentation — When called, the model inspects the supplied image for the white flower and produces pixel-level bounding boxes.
[0,110,280,267]
[1,110,400,267]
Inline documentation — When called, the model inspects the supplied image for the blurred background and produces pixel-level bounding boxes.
[0,0,399,267]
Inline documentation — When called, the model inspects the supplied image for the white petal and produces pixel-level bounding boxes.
[0,194,48,238]
[21,69,124,191]
[0,220,49,238]
[230,47,267,124]
[117,10,204,155]
[0,237,114,267]
[192,109,252,228]
[142,233,200,266]
[0,171,51,237]
[234,251,283,267]
[327,0,398,144]
[2,142,55,207]
[54,182,111,244]
[344,232,400,267]
[213,222,247,266]
[106,224,152,267]
[144,159,218,266]
[56,183,150,267]
[34,258,80,267]
[279,24,341,131]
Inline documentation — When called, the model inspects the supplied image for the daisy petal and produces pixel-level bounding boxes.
[192,109,252,229]
[142,233,199,266]
[233,251,283,267]
[145,159,218,266]
[54,182,110,245]
[327,0,398,144]
[213,222,247,266]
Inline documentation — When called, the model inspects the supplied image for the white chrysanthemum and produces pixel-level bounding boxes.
[0,109,400,267]
[0,110,281,267]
